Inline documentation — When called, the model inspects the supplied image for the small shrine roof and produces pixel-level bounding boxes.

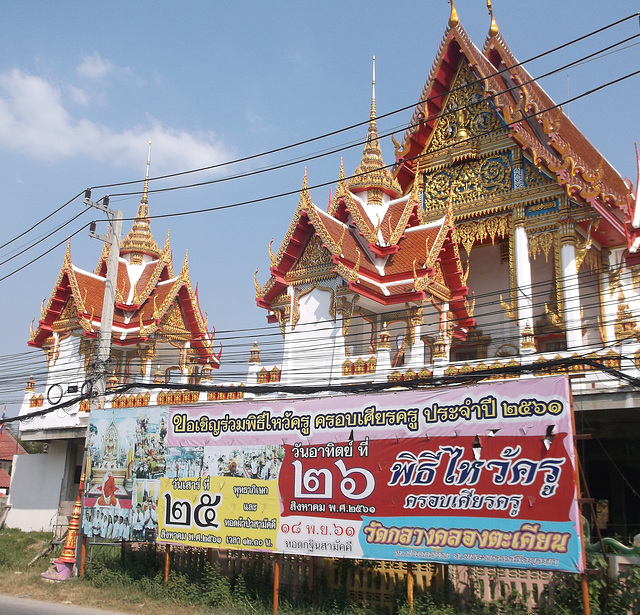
[29,190,219,367]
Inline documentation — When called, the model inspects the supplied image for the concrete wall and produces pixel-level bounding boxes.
[5,440,66,532]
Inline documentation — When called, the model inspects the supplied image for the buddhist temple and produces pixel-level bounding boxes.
[254,3,640,535]
[12,171,221,530]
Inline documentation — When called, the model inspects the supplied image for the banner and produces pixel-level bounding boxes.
[156,376,583,572]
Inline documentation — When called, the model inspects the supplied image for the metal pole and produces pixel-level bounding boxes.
[569,386,591,615]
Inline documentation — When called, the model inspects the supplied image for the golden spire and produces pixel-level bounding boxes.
[370,55,377,130]
[347,56,401,200]
[121,141,161,260]
[141,140,151,210]
[487,0,499,36]
[448,0,459,28]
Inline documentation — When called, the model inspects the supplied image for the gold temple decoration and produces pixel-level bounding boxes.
[378,322,391,350]
[285,235,335,285]
[574,223,593,272]
[520,322,536,351]
[254,269,261,295]
[528,231,554,262]
[347,56,401,201]
[614,292,637,340]
[269,239,276,267]
[500,295,517,320]
[448,0,459,27]
[487,0,499,36]
[120,142,161,262]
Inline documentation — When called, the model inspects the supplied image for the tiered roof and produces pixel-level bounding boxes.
[393,0,630,249]
[29,183,220,368]
[256,57,475,338]
[0,430,26,461]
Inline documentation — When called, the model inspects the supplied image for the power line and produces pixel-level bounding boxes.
[85,12,640,194]
[1,24,638,276]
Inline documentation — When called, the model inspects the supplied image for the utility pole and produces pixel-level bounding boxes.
[84,190,123,410]
[47,191,124,580]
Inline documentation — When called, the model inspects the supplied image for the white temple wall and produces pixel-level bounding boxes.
[345,312,374,358]
[280,287,342,386]
[466,243,517,357]
[420,301,441,364]
[6,440,67,531]
[45,335,85,390]
[577,264,605,348]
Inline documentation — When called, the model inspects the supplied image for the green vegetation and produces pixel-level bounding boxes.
[1,529,640,615]
[0,527,53,570]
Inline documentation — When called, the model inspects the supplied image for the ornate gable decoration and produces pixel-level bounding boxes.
[286,235,335,285]
[427,62,504,161]
[419,61,510,220]
[120,197,162,263]
[160,303,190,342]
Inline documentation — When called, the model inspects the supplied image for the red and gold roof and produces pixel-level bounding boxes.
[29,195,220,368]
[393,1,630,249]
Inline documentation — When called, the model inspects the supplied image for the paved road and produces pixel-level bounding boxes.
[0,594,134,615]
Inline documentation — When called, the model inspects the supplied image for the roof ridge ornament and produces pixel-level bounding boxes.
[487,0,499,37]
[448,0,459,28]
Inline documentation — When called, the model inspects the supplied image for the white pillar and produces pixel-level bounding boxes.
[599,250,617,345]
[513,209,534,350]
[559,221,582,350]
[407,307,423,370]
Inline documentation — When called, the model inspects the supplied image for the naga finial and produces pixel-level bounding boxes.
[487,0,499,36]
[448,0,459,27]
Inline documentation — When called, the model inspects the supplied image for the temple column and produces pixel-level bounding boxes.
[407,306,424,370]
[559,218,583,350]
[599,250,617,345]
[513,206,534,351]
[431,301,450,377]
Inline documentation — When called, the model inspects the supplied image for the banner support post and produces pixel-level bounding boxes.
[407,562,414,612]
[164,544,171,585]
[569,387,591,615]
[273,553,281,615]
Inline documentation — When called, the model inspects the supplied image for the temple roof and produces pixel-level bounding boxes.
[29,190,220,368]
[256,170,474,337]
[393,2,630,249]
[0,467,11,490]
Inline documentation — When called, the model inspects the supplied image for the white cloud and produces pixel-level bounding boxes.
[76,53,116,80]
[0,68,232,175]
[67,85,91,106]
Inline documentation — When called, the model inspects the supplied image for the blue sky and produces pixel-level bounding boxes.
[1,1,639,416]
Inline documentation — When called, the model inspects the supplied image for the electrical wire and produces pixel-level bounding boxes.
[84,12,640,194]
[1,23,638,272]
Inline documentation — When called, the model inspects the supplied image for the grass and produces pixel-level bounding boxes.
[0,528,215,615]
[0,528,394,615]
[9,528,638,615]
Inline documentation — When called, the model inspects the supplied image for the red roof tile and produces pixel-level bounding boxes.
[0,431,27,460]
